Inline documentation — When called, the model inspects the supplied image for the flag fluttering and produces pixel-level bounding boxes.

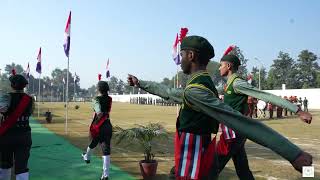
[36,47,42,74]
[172,28,189,65]
[106,59,110,78]
[223,45,236,56]
[74,72,80,83]
[26,63,30,78]
[179,28,188,42]
[63,11,71,58]
[172,33,180,65]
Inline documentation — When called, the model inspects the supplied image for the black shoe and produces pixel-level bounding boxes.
[81,153,90,164]
[169,166,175,179]
[100,177,108,180]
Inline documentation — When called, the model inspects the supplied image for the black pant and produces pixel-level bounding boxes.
[89,120,112,155]
[215,135,254,180]
[269,110,273,119]
[0,131,32,174]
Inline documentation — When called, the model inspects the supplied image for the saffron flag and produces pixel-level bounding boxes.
[63,11,71,58]
[172,33,180,65]
[106,59,110,78]
[36,47,42,74]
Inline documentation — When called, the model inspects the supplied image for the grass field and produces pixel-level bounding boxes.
[34,102,320,180]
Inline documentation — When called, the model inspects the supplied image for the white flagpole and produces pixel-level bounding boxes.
[176,42,180,116]
[65,57,69,134]
[176,66,179,115]
[173,72,176,89]
[38,74,41,117]
[74,76,76,102]
[51,83,53,102]
[62,82,65,102]
[32,76,35,94]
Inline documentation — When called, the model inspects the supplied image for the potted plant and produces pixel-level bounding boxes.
[45,109,52,123]
[114,123,168,179]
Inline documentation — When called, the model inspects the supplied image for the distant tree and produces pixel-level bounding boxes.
[207,61,224,85]
[108,76,118,94]
[161,77,173,88]
[296,50,319,88]
[177,71,189,88]
[4,63,24,76]
[316,71,320,88]
[87,85,96,97]
[228,46,248,78]
[116,79,125,94]
[267,52,297,89]
[123,83,133,94]
[251,66,267,89]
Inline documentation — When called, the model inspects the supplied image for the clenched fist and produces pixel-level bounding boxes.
[127,74,140,87]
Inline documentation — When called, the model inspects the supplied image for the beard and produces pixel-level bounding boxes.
[181,60,191,75]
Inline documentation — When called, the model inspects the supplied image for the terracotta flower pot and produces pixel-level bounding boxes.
[139,160,158,179]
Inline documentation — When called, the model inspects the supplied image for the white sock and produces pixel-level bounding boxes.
[16,172,29,180]
[0,168,11,180]
[83,147,92,160]
[102,155,110,178]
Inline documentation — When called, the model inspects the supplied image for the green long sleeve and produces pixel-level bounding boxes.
[92,98,101,113]
[139,80,183,104]
[233,78,298,112]
[184,86,301,162]
[0,93,11,113]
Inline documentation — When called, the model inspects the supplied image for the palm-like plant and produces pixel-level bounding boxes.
[114,123,168,162]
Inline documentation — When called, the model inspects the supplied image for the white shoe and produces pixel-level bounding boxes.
[102,155,110,178]
[0,168,11,180]
[82,153,91,164]
[100,177,109,180]
[16,172,29,180]
[82,147,92,164]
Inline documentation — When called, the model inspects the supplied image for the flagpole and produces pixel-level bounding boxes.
[32,77,35,94]
[176,42,181,116]
[176,66,179,115]
[62,83,65,102]
[38,74,41,118]
[74,78,76,102]
[173,73,176,89]
[65,57,69,134]
[28,78,30,93]
[51,83,53,102]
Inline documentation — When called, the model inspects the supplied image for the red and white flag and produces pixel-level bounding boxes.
[26,63,30,78]
[36,47,42,74]
[106,59,110,78]
[63,11,71,58]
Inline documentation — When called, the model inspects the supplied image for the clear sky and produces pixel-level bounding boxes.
[0,0,319,88]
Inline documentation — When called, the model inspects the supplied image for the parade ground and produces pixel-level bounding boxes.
[31,102,320,180]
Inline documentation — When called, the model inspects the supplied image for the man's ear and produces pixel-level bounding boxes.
[187,50,195,62]
[227,63,232,70]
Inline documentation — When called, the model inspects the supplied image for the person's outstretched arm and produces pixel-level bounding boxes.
[233,79,312,123]
[128,74,183,104]
[184,85,312,172]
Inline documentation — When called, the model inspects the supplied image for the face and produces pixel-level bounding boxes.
[180,50,193,74]
[219,61,230,76]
